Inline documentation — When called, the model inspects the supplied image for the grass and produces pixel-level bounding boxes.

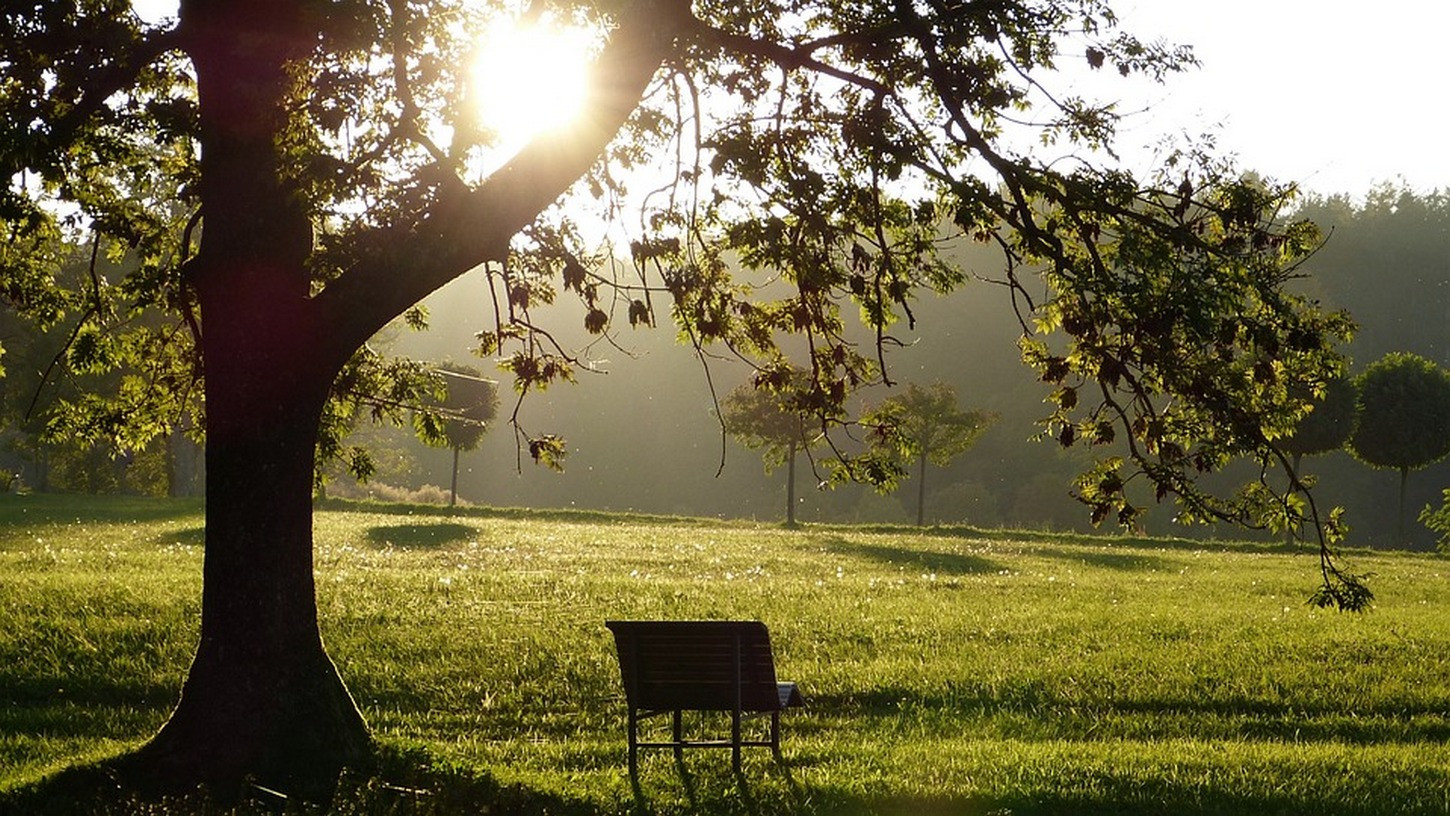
[2,493,1450,814]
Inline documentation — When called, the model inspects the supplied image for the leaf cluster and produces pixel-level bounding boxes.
[1347,352,1450,473]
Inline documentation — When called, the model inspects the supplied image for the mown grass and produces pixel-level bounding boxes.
[2,493,1450,814]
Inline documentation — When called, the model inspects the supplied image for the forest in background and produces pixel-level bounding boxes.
[4,185,1448,548]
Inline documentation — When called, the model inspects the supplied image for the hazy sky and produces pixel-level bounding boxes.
[129,0,1444,196]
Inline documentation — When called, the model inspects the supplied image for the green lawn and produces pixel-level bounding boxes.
[2,494,1449,814]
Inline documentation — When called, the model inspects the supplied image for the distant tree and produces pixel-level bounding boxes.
[864,382,996,526]
[1348,353,1450,544]
[1295,188,1450,363]
[1279,377,1359,472]
[414,365,499,506]
[721,375,815,526]
[1275,376,1358,543]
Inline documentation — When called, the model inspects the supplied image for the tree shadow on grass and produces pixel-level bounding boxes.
[820,537,1003,576]
[0,494,204,526]
[1032,545,1172,571]
[0,744,602,816]
[4,740,1437,816]
[805,682,1450,746]
[154,525,205,547]
[365,522,476,549]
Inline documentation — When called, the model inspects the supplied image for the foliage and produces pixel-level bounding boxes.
[720,372,814,474]
[864,381,996,468]
[1278,375,1359,460]
[1347,352,1450,546]
[412,363,499,454]
[1418,489,1450,553]
[4,497,1450,813]
[0,0,1379,791]
[1348,352,1450,474]
[1,0,1356,544]
[1294,187,1450,364]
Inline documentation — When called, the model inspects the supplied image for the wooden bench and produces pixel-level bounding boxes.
[605,620,804,775]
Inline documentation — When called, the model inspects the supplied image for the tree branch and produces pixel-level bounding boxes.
[5,26,184,178]
[687,19,889,95]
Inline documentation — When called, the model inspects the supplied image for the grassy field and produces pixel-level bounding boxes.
[2,494,1450,814]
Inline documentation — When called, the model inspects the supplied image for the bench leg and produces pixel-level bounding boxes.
[731,708,742,773]
[672,710,683,763]
[627,708,639,779]
[770,710,782,761]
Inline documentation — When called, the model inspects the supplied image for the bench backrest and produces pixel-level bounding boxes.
[606,620,784,712]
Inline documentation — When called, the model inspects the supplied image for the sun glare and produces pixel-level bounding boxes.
[471,19,595,152]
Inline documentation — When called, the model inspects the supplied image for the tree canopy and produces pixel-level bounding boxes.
[0,0,1365,795]
[1279,376,1359,464]
[863,381,995,526]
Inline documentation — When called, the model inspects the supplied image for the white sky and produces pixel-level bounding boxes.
[1111,0,1450,196]
[130,0,1447,196]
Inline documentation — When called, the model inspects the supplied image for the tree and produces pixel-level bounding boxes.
[1,0,1364,795]
[414,364,499,506]
[1279,376,1359,473]
[1275,376,1358,543]
[1348,353,1450,545]
[864,382,995,526]
[721,374,815,526]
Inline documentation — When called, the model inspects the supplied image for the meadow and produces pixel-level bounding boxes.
[2,494,1450,814]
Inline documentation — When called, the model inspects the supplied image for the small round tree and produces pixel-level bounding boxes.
[721,374,815,526]
[1348,353,1450,544]
[1275,376,1358,543]
[1280,376,1360,474]
[864,382,997,526]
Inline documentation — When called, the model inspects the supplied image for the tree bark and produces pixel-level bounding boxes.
[1399,466,1409,546]
[134,383,370,795]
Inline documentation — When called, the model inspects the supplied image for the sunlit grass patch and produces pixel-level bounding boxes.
[3,494,1449,814]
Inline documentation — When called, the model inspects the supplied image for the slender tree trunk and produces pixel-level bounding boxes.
[1399,466,1409,546]
[786,439,797,526]
[450,445,460,507]
[915,449,929,527]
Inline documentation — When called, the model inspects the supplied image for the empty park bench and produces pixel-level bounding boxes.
[605,620,804,775]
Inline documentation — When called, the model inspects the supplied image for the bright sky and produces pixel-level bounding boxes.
[129,0,1446,196]
[1112,0,1450,196]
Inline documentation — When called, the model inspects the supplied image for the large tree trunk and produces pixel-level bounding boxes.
[134,371,370,794]
[133,238,370,797]
[128,1,369,795]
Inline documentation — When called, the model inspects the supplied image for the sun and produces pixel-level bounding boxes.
[471,18,595,152]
